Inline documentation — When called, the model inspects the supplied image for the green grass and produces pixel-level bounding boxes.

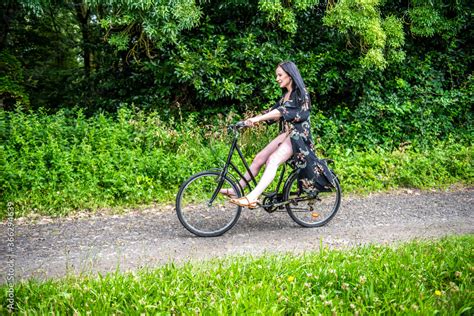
[1,107,473,218]
[2,235,473,314]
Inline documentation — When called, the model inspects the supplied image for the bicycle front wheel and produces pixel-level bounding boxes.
[176,171,242,237]
[284,172,341,227]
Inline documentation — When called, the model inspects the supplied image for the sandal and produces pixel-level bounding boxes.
[229,196,259,209]
[220,188,237,198]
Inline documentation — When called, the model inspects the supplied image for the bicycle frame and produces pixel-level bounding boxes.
[209,124,294,205]
[176,123,341,236]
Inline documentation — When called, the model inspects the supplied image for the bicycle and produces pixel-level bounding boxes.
[175,122,341,237]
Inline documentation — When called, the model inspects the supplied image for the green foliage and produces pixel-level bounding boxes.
[408,0,469,38]
[1,107,472,218]
[1,1,85,110]
[1,0,472,115]
[309,44,473,150]
[0,51,29,107]
[331,143,473,192]
[1,0,472,217]
[90,0,202,51]
[258,0,320,34]
[323,0,405,69]
[1,107,232,217]
[173,31,285,106]
[11,0,46,15]
[4,235,473,314]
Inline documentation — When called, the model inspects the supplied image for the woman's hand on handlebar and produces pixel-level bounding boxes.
[231,116,260,130]
[244,116,259,127]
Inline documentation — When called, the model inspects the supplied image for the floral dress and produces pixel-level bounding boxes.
[271,90,336,194]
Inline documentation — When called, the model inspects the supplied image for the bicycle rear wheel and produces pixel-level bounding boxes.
[284,172,341,227]
[176,171,242,237]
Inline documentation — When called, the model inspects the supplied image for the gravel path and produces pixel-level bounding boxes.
[1,188,473,283]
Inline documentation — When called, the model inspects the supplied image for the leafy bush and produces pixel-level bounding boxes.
[1,106,472,218]
[3,0,472,115]
[0,51,30,108]
[330,142,473,193]
[1,107,225,217]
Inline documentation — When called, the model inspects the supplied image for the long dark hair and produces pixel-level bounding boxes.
[277,61,307,100]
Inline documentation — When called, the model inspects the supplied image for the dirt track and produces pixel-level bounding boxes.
[1,188,473,283]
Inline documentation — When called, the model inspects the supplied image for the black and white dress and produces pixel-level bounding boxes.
[271,89,336,194]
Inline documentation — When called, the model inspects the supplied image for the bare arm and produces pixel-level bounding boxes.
[245,109,282,126]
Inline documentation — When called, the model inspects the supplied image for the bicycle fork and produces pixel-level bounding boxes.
[207,137,240,206]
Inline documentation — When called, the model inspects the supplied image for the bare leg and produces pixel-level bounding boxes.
[239,132,291,187]
[221,132,290,196]
[245,135,293,202]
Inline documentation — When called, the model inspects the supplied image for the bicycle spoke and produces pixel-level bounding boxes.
[176,171,241,237]
[284,173,341,227]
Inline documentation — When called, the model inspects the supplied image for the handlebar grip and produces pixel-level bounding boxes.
[235,121,247,128]
[227,121,248,132]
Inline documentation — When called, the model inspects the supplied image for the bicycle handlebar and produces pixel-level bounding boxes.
[227,121,248,132]
[235,121,248,128]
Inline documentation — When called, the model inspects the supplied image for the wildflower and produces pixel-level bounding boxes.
[435,290,442,296]
[288,276,295,282]
[324,300,333,306]
[449,282,460,292]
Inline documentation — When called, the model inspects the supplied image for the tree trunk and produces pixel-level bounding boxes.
[74,0,91,79]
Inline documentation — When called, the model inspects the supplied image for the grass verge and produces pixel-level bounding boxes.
[2,235,473,314]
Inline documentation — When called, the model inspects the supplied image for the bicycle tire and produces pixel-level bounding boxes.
[176,170,242,237]
[284,172,341,227]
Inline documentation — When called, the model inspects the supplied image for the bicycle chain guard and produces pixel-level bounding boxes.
[262,191,285,213]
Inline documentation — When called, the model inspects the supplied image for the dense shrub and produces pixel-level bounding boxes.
[2,1,472,114]
[1,1,472,219]
[1,107,472,218]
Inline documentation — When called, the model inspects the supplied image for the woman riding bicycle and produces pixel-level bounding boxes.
[223,61,336,208]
